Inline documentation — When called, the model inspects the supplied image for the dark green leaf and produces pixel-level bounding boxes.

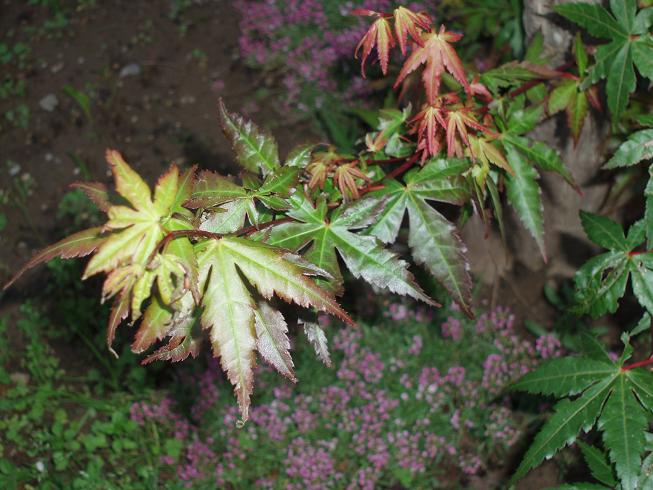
[511,357,616,397]
[555,3,626,39]
[511,376,616,483]
[577,441,617,488]
[630,260,653,314]
[504,144,546,260]
[604,129,653,168]
[579,211,628,251]
[598,374,647,490]
[606,43,636,123]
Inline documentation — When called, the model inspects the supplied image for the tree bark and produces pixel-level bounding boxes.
[515,0,609,277]
[464,0,610,286]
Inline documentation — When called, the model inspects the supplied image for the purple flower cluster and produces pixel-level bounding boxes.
[130,304,560,488]
[234,0,401,112]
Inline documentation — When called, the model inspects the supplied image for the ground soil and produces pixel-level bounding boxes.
[0,0,316,285]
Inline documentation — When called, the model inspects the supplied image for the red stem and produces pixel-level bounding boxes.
[358,153,419,196]
[236,217,294,237]
[477,61,575,115]
[147,217,296,264]
[147,229,223,264]
[622,357,653,371]
[629,249,653,257]
[365,156,406,165]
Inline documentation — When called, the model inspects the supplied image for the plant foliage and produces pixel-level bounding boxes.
[4,5,653,485]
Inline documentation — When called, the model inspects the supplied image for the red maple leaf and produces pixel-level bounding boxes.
[444,108,494,158]
[394,25,470,104]
[353,10,395,77]
[410,103,446,161]
[393,6,431,55]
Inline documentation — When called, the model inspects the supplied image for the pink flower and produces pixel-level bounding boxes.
[442,316,462,341]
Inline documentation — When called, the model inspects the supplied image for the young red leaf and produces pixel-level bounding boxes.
[394,25,470,104]
[411,103,446,160]
[106,289,130,358]
[445,108,494,158]
[354,11,395,77]
[70,182,111,212]
[393,6,431,55]
[254,302,296,381]
[4,227,105,290]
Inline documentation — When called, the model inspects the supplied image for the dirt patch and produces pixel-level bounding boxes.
[0,0,317,287]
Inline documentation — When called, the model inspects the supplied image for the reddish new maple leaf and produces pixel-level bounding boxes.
[393,6,431,55]
[394,25,470,104]
[353,10,395,77]
[410,103,446,161]
[334,163,370,200]
[444,108,494,158]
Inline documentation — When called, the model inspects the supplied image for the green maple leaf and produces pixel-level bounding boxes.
[547,34,598,146]
[263,190,437,307]
[186,166,298,232]
[5,150,198,356]
[555,0,653,123]
[502,143,547,261]
[603,126,653,251]
[604,129,653,169]
[219,99,280,175]
[577,441,618,488]
[548,79,590,145]
[511,343,653,490]
[195,236,353,421]
[573,213,653,317]
[364,158,473,315]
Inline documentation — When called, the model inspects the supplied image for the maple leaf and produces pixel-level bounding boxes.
[548,79,590,146]
[364,105,411,153]
[187,165,298,231]
[4,227,105,291]
[555,1,653,123]
[6,150,198,357]
[444,107,495,158]
[393,6,431,55]
[306,150,340,191]
[365,159,473,316]
[334,162,370,200]
[470,137,513,174]
[354,10,395,77]
[410,103,446,160]
[219,99,280,175]
[263,192,437,305]
[511,338,653,490]
[195,235,353,421]
[139,291,201,364]
[572,215,653,318]
[394,25,471,104]
[547,35,601,145]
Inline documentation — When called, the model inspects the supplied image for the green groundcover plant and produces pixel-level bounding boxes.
[4,2,653,487]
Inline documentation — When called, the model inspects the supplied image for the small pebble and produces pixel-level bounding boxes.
[8,162,21,176]
[119,63,141,77]
[39,93,59,112]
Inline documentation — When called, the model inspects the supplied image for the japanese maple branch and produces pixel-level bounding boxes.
[147,217,296,264]
[147,230,224,264]
[478,60,574,114]
[235,217,295,237]
[359,153,420,196]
